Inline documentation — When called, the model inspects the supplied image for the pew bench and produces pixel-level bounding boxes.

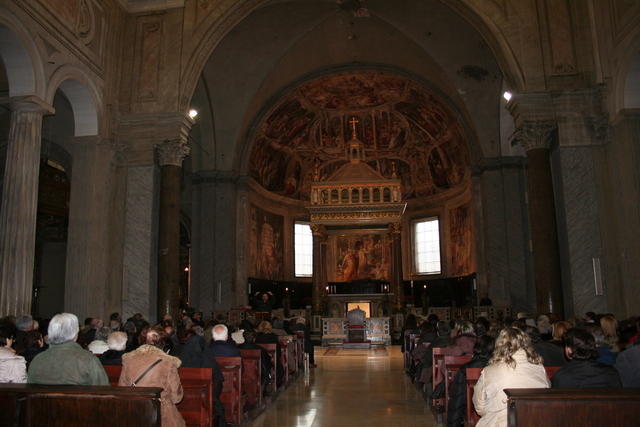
[465,366,564,427]
[239,349,263,411]
[0,383,162,427]
[443,354,472,421]
[257,343,278,394]
[505,388,640,427]
[216,356,243,426]
[103,365,215,427]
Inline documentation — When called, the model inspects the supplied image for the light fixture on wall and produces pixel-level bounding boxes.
[188,108,199,119]
[503,91,513,102]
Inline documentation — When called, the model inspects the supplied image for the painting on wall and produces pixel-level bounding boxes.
[449,204,473,276]
[249,205,284,280]
[329,233,392,282]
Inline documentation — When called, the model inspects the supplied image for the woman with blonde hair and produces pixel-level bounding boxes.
[599,315,619,351]
[473,327,549,427]
[551,320,572,343]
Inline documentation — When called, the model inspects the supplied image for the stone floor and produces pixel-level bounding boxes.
[249,346,438,427]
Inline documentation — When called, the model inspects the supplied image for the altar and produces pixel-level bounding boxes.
[321,316,391,346]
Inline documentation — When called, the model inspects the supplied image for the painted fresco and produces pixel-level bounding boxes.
[248,71,470,202]
[330,233,392,282]
[449,205,473,276]
[249,205,284,280]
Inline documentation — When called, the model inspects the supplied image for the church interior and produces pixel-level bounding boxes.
[1,0,640,426]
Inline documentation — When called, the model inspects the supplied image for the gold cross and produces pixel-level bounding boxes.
[349,117,359,138]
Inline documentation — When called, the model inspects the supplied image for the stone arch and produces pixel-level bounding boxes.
[0,8,46,97]
[180,0,525,112]
[46,66,101,137]
[612,28,640,115]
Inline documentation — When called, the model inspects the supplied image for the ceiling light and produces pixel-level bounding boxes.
[188,109,198,119]
[503,91,512,102]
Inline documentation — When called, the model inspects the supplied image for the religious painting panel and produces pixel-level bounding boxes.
[327,232,392,282]
[247,71,470,203]
[249,205,284,280]
[449,204,473,276]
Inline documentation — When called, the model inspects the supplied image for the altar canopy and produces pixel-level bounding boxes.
[307,118,407,316]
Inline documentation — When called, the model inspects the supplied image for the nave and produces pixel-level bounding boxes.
[251,346,437,427]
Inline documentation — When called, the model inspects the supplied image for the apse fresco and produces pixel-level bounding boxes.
[248,71,470,201]
[329,234,392,282]
[249,205,284,280]
[449,204,474,276]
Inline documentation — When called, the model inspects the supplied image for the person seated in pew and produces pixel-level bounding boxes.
[28,313,109,386]
[203,324,240,358]
[99,331,128,366]
[177,326,205,368]
[443,321,476,356]
[255,321,284,386]
[473,327,549,427]
[528,326,567,367]
[22,330,46,366]
[88,327,111,355]
[551,328,621,388]
[119,326,185,427]
[616,338,640,387]
[447,335,495,427]
[290,317,316,368]
[0,323,27,383]
[238,330,273,390]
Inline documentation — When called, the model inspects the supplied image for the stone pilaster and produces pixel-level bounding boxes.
[311,223,326,314]
[389,222,404,312]
[156,139,190,321]
[0,96,54,317]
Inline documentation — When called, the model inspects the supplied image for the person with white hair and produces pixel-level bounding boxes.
[202,324,240,358]
[99,331,128,366]
[27,313,109,385]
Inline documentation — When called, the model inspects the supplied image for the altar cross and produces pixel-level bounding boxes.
[349,116,359,139]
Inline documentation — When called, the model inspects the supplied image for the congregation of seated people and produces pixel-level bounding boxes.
[403,310,640,426]
[0,309,313,427]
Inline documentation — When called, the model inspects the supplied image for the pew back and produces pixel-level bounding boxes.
[465,367,483,427]
[216,356,243,426]
[257,343,277,393]
[0,383,162,427]
[505,388,640,427]
[443,354,472,419]
[239,349,262,410]
[103,364,214,427]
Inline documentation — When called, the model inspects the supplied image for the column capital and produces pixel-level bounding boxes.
[389,222,402,234]
[156,139,191,167]
[2,95,55,115]
[310,223,326,236]
[512,120,557,152]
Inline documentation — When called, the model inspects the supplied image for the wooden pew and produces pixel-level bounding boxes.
[216,356,243,426]
[278,338,290,386]
[505,388,640,427]
[0,383,162,427]
[465,366,564,427]
[443,354,472,420]
[257,343,277,393]
[465,367,483,427]
[431,347,445,407]
[103,365,215,427]
[294,331,305,370]
[239,349,262,410]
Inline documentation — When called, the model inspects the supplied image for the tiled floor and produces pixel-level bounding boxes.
[249,346,438,427]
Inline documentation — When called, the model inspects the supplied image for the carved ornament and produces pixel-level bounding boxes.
[512,120,556,152]
[156,139,190,166]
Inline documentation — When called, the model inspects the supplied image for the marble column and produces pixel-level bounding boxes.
[518,120,564,315]
[389,222,404,312]
[0,96,54,316]
[311,224,326,314]
[156,140,190,321]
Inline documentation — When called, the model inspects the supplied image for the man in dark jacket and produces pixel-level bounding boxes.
[238,330,272,388]
[552,328,621,388]
[202,324,240,358]
[615,341,640,387]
